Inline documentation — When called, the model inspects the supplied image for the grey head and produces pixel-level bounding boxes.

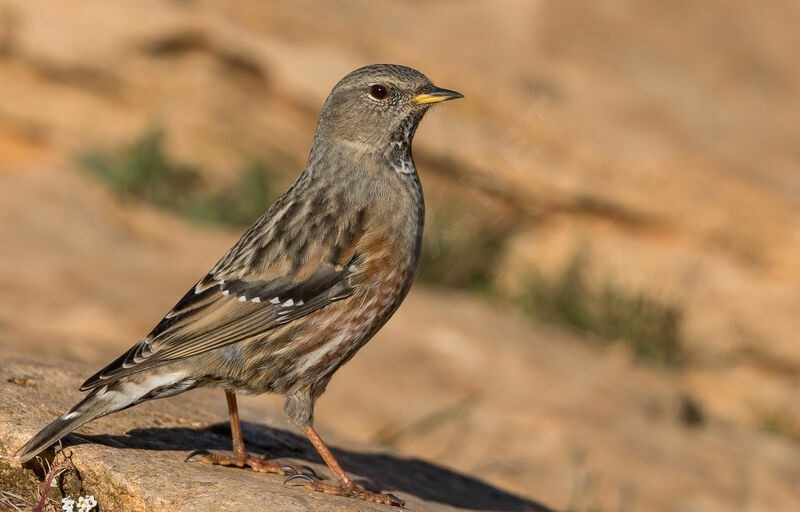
[311,64,462,173]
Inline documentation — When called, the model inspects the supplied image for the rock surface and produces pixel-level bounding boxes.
[0,358,547,512]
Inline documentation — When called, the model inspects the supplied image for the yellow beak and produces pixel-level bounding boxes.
[412,86,464,105]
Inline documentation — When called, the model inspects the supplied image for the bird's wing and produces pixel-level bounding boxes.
[80,204,371,391]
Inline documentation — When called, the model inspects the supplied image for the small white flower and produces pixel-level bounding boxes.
[76,495,98,512]
[61,496,75,512]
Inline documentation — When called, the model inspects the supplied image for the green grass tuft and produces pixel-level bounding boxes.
[80,131,279,228]
[517,253,684,367]
[419,207,512,293]
[183,161,276,227]
[80,131,202,208]
[757,409,800,442]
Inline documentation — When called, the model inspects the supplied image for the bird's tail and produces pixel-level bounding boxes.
[15,385,129,463]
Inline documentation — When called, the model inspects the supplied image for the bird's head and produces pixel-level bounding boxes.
[314,64,462,163]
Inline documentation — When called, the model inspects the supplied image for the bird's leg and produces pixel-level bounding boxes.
[227,389,247,459]
[186,391,315,477]
[285,424,405,507]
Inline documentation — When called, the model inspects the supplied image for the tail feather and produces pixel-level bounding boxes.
[15,386,124,463]
[15,371,191,463]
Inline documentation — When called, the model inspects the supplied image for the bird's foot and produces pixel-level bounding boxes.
[185,449,317,477]
[284,474,405,507]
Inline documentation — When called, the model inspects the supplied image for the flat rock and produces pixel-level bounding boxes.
[0,358,548,512]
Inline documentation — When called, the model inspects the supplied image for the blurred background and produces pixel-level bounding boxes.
[1,0,799,510]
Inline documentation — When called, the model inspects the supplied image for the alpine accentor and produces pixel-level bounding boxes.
[15,64,462,507]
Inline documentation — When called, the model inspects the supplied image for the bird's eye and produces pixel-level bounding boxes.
[369,84,389,100]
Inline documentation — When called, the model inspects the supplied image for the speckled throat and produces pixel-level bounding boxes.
[383,110,425,175]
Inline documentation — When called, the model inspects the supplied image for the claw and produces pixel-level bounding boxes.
[384,493,406,508]
[281,464,318,477]
[281,465,298,476]
[298,465,319,478]
[184,449,210,463]
[284,473,316,488]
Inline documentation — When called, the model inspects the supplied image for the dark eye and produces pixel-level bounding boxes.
[369,84,388,100]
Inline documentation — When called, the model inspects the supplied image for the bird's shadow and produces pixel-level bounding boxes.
[65,421,550,512]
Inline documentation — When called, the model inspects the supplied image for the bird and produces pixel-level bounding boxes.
[14,64,462,506]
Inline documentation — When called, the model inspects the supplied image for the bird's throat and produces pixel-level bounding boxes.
[383,139,415,175]
[384,113,422,176]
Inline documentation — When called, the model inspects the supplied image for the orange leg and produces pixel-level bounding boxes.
[186,391,315,477]
[284,424,405,507]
